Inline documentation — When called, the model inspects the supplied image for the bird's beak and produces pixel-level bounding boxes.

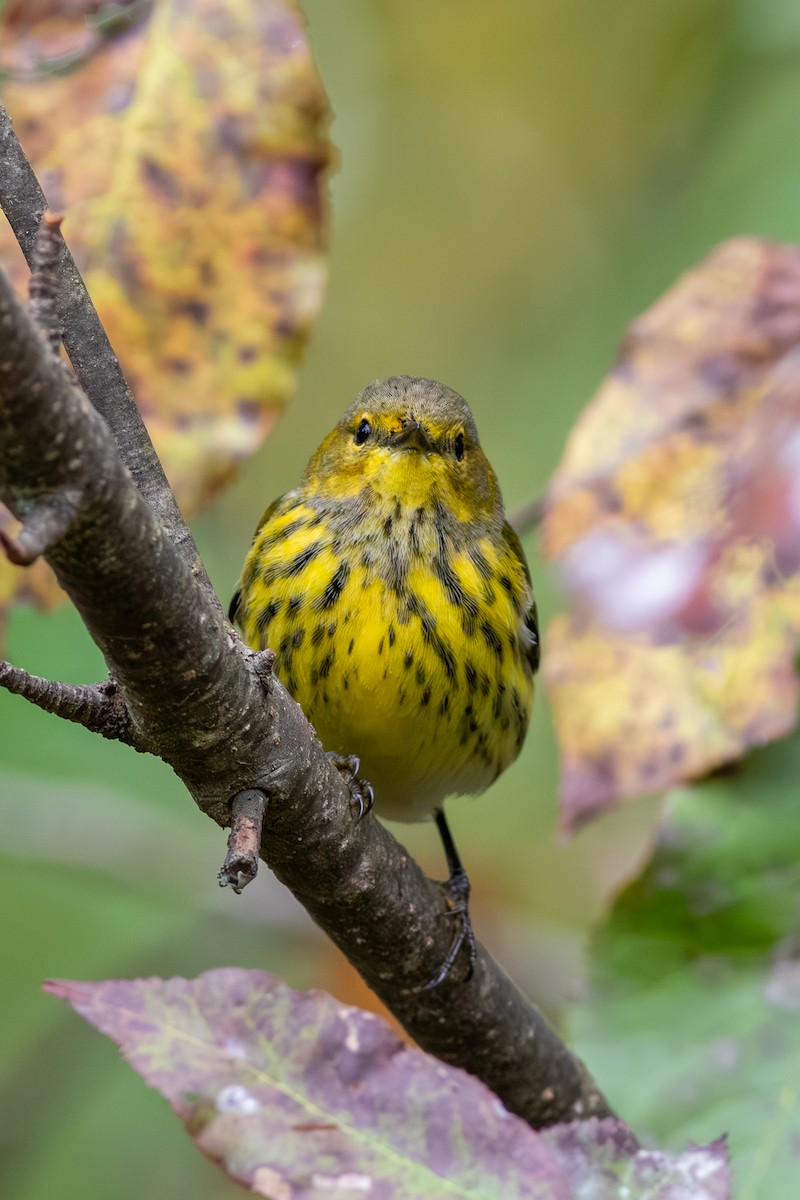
[389,419,434,452]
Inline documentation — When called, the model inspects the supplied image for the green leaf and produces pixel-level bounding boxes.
[571,733,800,1197]
[47,969,729,1199]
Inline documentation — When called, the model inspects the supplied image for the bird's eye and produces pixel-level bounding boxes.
[354,418,372,446]
[454,432,465,461]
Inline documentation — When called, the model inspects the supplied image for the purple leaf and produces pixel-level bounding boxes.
[46,968,730,1198]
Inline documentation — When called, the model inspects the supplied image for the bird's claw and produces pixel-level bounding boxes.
[420,868,477,991]
[327,752,374,821]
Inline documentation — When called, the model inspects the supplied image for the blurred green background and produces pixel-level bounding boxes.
[3,1,800,1196]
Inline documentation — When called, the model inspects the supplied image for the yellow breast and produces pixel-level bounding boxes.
[237,492,535,822]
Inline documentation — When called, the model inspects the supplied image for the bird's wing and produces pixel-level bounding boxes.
[228,493,286,625]
[502,519,539,674]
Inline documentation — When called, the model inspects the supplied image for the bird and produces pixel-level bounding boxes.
[229,376,538,984]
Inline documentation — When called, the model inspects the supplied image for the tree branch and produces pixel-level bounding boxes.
[28,209,66,357]
[0,231,610,1125]
[0,662,133,742]
[218,789,267,894]
[0,491,81,565]
[510,492,545,537]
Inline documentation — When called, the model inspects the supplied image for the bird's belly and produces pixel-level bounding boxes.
[268,573,533,821]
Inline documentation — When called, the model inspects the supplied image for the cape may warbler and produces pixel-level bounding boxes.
[230,376,539,982]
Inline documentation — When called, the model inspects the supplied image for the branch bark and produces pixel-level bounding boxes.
[218,789,268,894]
[0,663,133,742]
[510,492,545,537]
[0,223,611,1128]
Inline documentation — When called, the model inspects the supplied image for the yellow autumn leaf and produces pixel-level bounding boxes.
[0,0,330,630]
[541,239,800,828]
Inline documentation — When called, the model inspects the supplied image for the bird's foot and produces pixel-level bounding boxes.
[327,752,374,821]
[420,867,477,991]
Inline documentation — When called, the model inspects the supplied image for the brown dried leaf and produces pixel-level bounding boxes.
[541,239,800,829]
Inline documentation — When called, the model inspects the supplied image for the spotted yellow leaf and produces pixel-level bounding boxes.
[541,239,800,827]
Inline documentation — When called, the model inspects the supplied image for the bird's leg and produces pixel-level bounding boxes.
[327,752,374,821]
[421,807,477,989]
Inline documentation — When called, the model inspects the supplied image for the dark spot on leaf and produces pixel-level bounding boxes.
[141,156,181,202]
[176,299,210,325]
[165,357,191,375]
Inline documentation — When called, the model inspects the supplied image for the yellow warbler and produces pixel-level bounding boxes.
[231,376,538,982]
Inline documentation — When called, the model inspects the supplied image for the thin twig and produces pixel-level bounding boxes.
[0,662,133,743]
[0,491,81,564]
[510,492,546,537]
[28,209,66,358]
[218,790,267,893]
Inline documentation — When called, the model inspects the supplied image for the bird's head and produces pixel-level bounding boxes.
[305,376,502,524]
